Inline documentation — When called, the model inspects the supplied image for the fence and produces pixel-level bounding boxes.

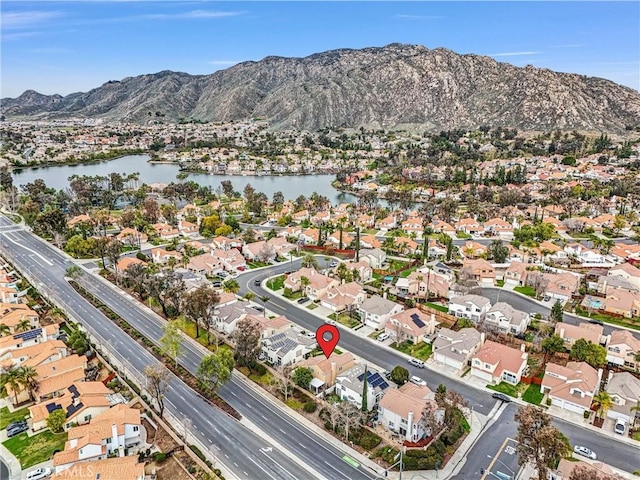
[302,244,356,259]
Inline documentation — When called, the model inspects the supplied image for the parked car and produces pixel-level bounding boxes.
[297,296,309,304]
[237,266,246,271]
[543,295,551,302]
[409,375,427,386]
[217,271,228,278]
[329,261,338,267]
[614,418,628,435]
[377,332,390,342]
[6,421,28,438]
[26,468,52,480]
[258,353,266,362]
[254,306,264,312]
[491,392,512,403]
[211,281,222,288]
[573,445,597,460]
[382,370,391,380]
[408,358,425,368]
[326,319,337,326]
[589,318,604,326]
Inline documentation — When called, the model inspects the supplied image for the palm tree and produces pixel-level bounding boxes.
[259,296,270,317]
[223,279,240,294]
[0,323,10,337]
[17,366,39,402]
[301,254,318,269]
[299,276,310,296]
[630,399,640,428]
[591,391,614,421]
[1,367,22,405]
[15,318,32,333]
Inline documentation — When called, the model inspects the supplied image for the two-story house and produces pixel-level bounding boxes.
[605,372,640,426]
[485,302,530,335]
[448,295,491,323]
[261,327,316,366]
[320,282,366,312]
[462,258,496,286]
[606,329,640,371]
[471,341,528,385]
[385,309,438,345]
[298,352,356,394]
[357,296,404,330]
[378,383,440,442]
[555,322,604,348]
[335,365,391,411]
[432,328,484,371]
[540,361,601,415]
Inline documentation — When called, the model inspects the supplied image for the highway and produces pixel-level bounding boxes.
[239,261,640,474]
[0,217,379,480]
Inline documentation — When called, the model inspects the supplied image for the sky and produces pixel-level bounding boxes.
[1,1,639,98]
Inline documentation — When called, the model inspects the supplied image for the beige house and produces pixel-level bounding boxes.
[555,322,604,348]
[432,328,484,371]
[319,282,366,312]
[541,361,601,415]
[284,268,339,300]
[605,329,640,371]
[0,304,39,334]
[504,261,528,286]
[471,341,528,385]
[608,262,640,290]
[606,372,640,425]
[378,383,438,442]
[384,309,438,345]
[0,339,67,371]
[357,296,404,330]
[462,258,495,286]
[298,352,356,393]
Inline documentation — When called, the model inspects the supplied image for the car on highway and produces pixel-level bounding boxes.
[297,296,309,304]
[25,467,52,480]
[409,375,427,386]
[408,358,425,368]
[491,392,512,403]
[573,445,596,460]
[6,420,28,438]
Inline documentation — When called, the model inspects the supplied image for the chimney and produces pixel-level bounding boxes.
[383,291,387,299]
[330,361,337,386]
[406,411,414,441]
[521,343,526,352]
[41,327,47,342]
[111,424,119,455]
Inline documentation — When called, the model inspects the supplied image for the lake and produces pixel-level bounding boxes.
[11,155,358,203]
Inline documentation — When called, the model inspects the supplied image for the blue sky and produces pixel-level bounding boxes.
[2,1,638,98]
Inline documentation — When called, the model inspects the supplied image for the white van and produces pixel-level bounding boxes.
[408,358,425,368]
[377,333,390,342]
[26,468,52,480]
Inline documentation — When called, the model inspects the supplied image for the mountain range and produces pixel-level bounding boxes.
[2,43,640,132]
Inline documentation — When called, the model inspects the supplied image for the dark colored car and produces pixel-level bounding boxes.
[588,319,604,325]
[7,421,28,437]
[297,297,309,304]
[254,278,261,286]
[492,392,512,403]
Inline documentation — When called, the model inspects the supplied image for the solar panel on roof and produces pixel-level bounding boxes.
[68,385,80,397]
[411,313,426,328]
[379,380,389,390]
[14,328,42,341]
[46,403,61,414]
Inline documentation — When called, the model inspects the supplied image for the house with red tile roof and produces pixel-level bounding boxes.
[385,309,438,345]
[471,340,528,385]
[541,361,601,415]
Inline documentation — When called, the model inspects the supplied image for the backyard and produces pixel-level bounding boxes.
[3,430,68,468]
[327,312,361,328]
[390,341,433,361]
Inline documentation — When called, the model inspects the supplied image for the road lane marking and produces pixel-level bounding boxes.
[2,233,53,265]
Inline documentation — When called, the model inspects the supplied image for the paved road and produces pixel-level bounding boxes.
[474,287,639,339]
[0,217,378,480]
[239,263,640,473]
[0,460,9,480]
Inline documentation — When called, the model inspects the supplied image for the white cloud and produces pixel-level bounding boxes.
[1,10,63,29]
[144,10,243,20]
[489,51,542,57]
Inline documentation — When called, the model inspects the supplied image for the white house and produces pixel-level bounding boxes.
[606,372,640,425]
[335,365,391,411]
[484,302,530,335]
[357,295,404,330]
[471,341,528,385]
[448,295,491,322]
[360,248,387,269]
[378,383,439,442]
[261,328,316,366]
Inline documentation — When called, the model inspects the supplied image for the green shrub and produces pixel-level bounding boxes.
[303,401,317,413]
[154,452,167,463]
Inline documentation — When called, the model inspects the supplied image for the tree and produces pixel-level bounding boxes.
[160,320,182,367]
[259,295,270,317]
[293,367,313,390]
[487,239,509,263]
[1,367,22,405]
[526,272,549,299]
[223,279,240,294]
[271,365,294,401]
[570,339,606,367]
[550,301,564,323]
[196,349,235,394]
[515,405,572,480]
[47,408,67,433]
[15,318,32,333]
[144,365,171,418]
[591,391,613,420]
[182,285,220,344]
[340,402,366,442]
[301,254,318,269]
[105,239,123,273]
[0,323,10,337]
[17,366,39,401]
[65,265,82,280]
[256,243,277,263]
[541,334,565,364]
[390,365,409,385]
[234,317,262,368]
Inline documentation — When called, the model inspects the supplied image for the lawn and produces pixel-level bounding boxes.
[496,280,505,287]
[248,261,271,269]
[391,341,433,361]
[398,266,419,278]
[306,304,319,310]
[267,275,285,291]
[456,231,472,239]
[426,302,448,313]
[0,406,29,429]
[328,313,361,328]
[3,430,68,468]
[575,307,640,331]
[487,382,523,398]
[522,384,544,405]
[514,286,536,298]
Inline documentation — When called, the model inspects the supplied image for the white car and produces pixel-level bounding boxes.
[409,375,427,386]
[573,445,596,460]
[26,467,52,480]
[326,319,337,326]
[377,332,390,342]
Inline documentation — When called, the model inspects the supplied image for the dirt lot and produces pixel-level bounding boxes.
[154,424,179,453]
[150,457,192,480]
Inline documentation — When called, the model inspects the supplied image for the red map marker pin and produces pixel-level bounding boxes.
[316,324,340,358]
